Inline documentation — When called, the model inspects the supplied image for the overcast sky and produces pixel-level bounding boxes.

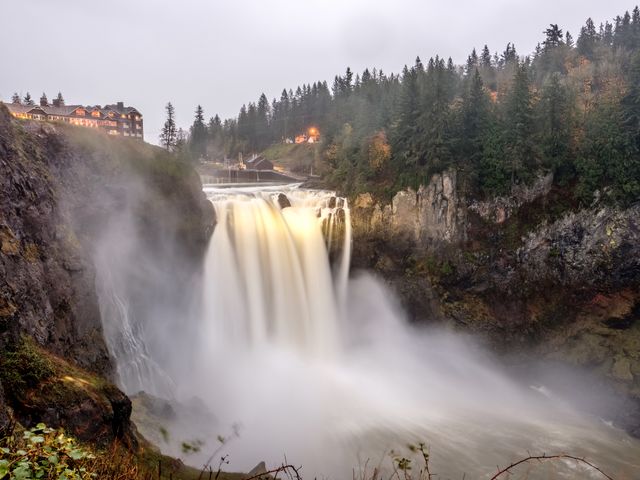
[0,0,633,143]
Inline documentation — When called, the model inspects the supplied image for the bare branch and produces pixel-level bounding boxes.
[490,454,614,480]
[243,464,302,480]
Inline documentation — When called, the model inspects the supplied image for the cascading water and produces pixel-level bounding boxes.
[94,213,176,399]
[201,185,350,357]
[99,184,640,479]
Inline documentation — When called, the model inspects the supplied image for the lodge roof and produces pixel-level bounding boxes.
[4,102,142,118]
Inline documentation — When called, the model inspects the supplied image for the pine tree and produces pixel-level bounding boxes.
[577,18,598,58]
[537,24,567,75]
[459,69,489,188]
[207,114,224,159]
[190,104,207,159]
[52,92,64,107]
[343,67,354,94]
[539,73,572,181]
[614,51,640,203]
[23,92,34,105]
[39,92,48,107]
[465,48,479,74]
[543,24,564,50]
[501,43,518,67]
[391,65,423,172]
[504,63,536,183]
[160,102,177,151]
[481,45,492,68]
[256,93,271,149]
[565,31,574,48]
[11,93,20,104]
[246,103,258,151]
[419,57,453,172]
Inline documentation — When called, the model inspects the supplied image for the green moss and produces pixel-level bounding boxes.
[0,336,55,399]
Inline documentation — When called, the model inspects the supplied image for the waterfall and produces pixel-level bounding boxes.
[97,183,640,478]
[96,263,175,398]
[201,185,351,358]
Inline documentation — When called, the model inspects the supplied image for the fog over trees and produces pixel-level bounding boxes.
[171,7,640,206]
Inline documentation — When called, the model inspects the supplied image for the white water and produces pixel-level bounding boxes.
[100,184,640,479]
[201,185,350,358]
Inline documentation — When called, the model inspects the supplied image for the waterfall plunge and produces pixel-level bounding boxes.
[201,185,350,358]
[98,184,640,479]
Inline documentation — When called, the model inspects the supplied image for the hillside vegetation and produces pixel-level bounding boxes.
[181,7,640,207]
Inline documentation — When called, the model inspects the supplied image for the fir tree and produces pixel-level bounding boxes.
[539,73,572,181]
[465,48,479,74]
[481,45,492,68]
[504,63,536,183]
[459,69,490,188]
[543,24,564,50]
[577,18,598,58]
[160,102,177,151]
[565,31,574,48]
[52,92,64,107]
[190,104,207,159]
[256,93,271,149]
[39,92,48,107]
[11,92,20,104]
[23,92,34,105]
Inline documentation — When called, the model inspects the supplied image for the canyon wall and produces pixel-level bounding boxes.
[349,168,640,435]
[0,104,213,444]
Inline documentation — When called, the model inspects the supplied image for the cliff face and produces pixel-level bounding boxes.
[0,104,213,443]
[0,107,110,376]
[350,168,640,435]
[353,170,466,246]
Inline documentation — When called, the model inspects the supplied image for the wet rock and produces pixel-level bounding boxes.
[351,169,466,246]
[277,193,291,209]
[518,205,640,287]
[612,357,634,382]
[469,173,554,224]
[0,104,213,449]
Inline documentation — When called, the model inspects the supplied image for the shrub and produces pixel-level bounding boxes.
[0,423,95,479]
[0,337,54,400]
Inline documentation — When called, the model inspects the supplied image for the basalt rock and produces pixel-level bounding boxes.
[352,169,466,246]
[349,167,640,435]
[277,192,291,209]
[0,104,212,446]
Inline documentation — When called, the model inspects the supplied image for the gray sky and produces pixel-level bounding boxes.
[0,0,633,143]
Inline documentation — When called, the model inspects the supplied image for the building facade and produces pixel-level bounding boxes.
[4,101,143,140]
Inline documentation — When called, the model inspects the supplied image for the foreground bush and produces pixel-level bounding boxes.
[0,424,155,479]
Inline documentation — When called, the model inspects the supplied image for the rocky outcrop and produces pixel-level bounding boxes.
[517,205,640,287]
[0,105,110,375]
[0,104,213,445]
[352,169,466,246]
[349,166,640,435]
[469,173,554,224]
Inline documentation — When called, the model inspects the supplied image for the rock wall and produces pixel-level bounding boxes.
[518,205,640,287]
[348,166,640,435]
[353,169,466,246]
[0,105,110,374]
[0,104,213,444]
[469,172,554,224]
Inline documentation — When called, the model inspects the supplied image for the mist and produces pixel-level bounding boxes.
[90,184,640,478]
[0,0,632,143]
